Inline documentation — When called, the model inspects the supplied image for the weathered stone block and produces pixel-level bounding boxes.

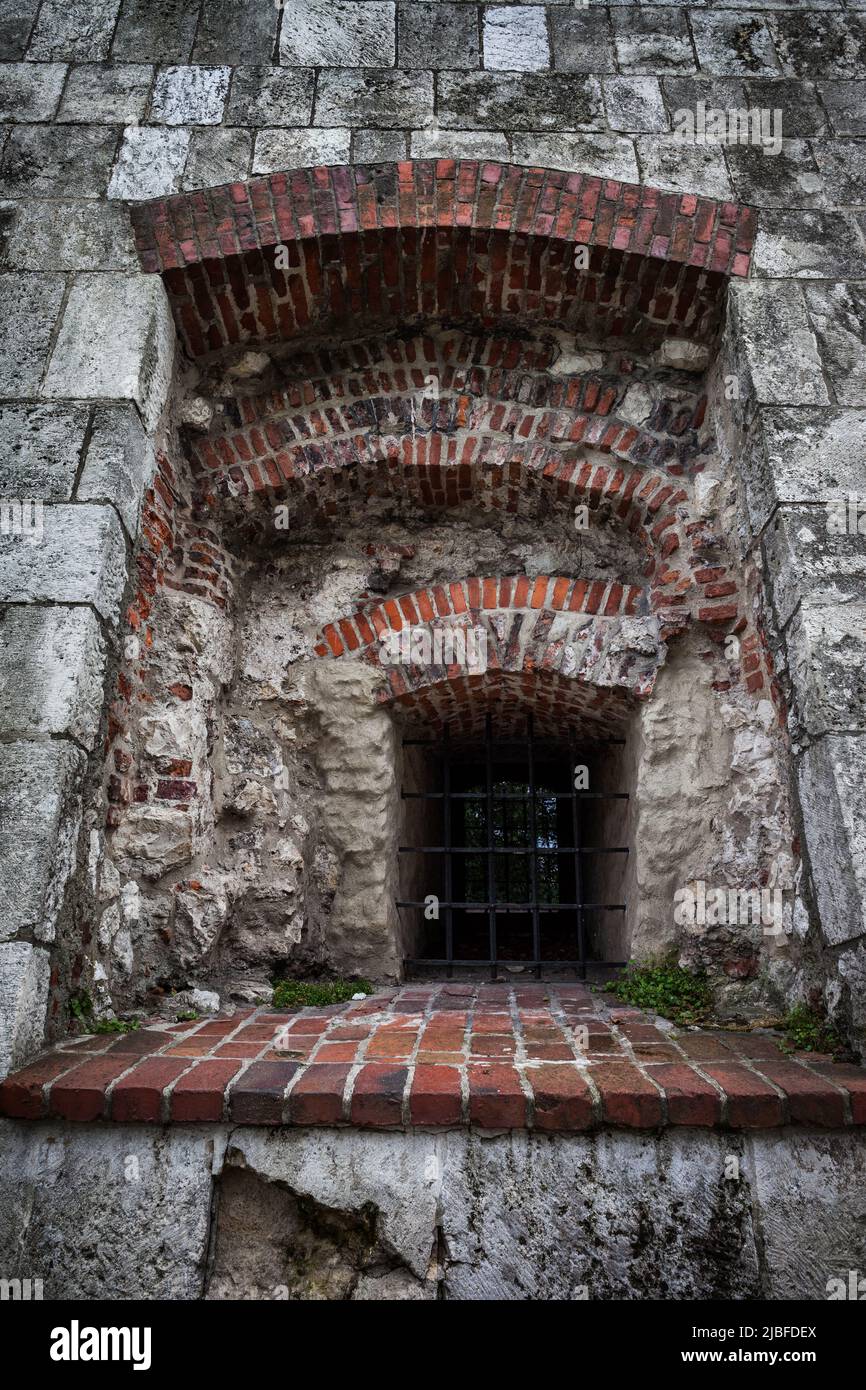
[411,129,508,162]
[0,739,86,944]
[634,137,731,200]
[743,78,827,140]
[194,0,278,65]
[27,0,120,62]
[0,403,89,500]
[108,126,191,201]
[43,273,175,432]
[151,65,231,126]
[0,944,50,1078]
[754,210,866,280]
[798,735,866,947]
[0,0,39,61]
[57,63,154,124]
[725,141,824,211]
[690,12,779,77]
[355,129,407,163]
[763,504,866,629]
[6,200,136,271]
[398,2,479,71]
[253,128,351,174]
[551,9,616,74]
[0,504,128,625]
[77,403,156,541]
[510,132,638,184]
[744,407,866,535]
[316,70,433,128]
[224,67,315,126]
[769,13,866,80]
[602,77,668,134]
[0,62,65,121]
[804,282,866,408]
[111,0,198,64]
[0,606,107,748]
[0,273,65,396]
[819,80,866,136]
[437,72,603,131]
[111,804,194,880]
[183,128,253,191]
[281,1,395,68]
[0,126,118,198]
[729,280,829,408]
[785,600,866,739]
[814,140,866,207]
[612,9,697,74]
[483,6,549,73]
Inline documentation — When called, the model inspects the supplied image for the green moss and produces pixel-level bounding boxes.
[70,991,139,1035]
[271,978,374,1010]
[176,1010,199,1022]
[603,959,713,1026]
[780,1004,845,1057]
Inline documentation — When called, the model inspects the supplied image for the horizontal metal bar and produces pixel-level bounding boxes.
[398,846,629,855]
[406,959,628,969]
[401,737,627,748]
[396,900,626,911]
[401,791,630,801]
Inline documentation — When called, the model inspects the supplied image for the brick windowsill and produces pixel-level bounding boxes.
[1,984,863,1131]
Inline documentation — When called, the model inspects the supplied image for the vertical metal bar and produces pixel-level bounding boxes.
[527,713,541,978]
[569,731,586,980]
[485,712,496,980]
[442,725,453,980]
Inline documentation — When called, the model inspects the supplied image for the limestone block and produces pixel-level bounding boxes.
[27,0,120,62]
[43,273,175,432]
[0,606,107,749]
[77,403,156,541]
[5,200,137,272]
[803,281,866,407]
[225,67,314,126]
[183,129,252,191]
[399,3,479,71]
[602,76,668,133]
[0,503,128,625]
[0,273,65,396]
[0,740,86,944]
[744,407,866,536]
[193,0,278,66]
[437,71,603,131]
[280,1,395,68]
[753,210,866,280]
[316,69,433,127]
[410,130,508,162]
[0,403,89,501]
[729,280,829,407]
[510,132,638,183]
[483,7,550,72]
[0,61,65,120]
[112,0,198,64]
[0,126,118,197]
[798,735,866,946]
[0,943,50,1078]
[634,137,732,200]
[763,505,866,629]
[107,126,190,201]
[253,128,351,174]
[785,601,866,738]
[111,805,194,880]
[151,65,231,126]
[56,63,153,124]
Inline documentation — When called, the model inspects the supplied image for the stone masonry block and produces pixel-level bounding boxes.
[183,129,252,191]
[784,601,866,740]
[612,9,697,75]
[744,408,866,536]
[0,739,87,946]
[398,3,479,71]
[77,402,156,541]
[27,0,120,62]
[0,605,107,749]
[804,282,866,408]
[798,735,866,947]
[6,200,136,272]
[510,133,638,185]
[57,63,154,124]
[316,70,433,128]
[729,280,830,409]
[0,127,118,198]
[281,1,396,68]
[551,9,616,74]
[151,66,231,126]
[0,62,66,121]
[602,77,668,134]
[762,504,866,630]
[253,128,351,174]
[0,0,40,61]
[111,0,198,64]
[0,273,65,396]
[108,126,191,201]
[0,403,89,500]
[43,273,175,432]
[0,942,50,1078]
[194,0,278,66]
[437,72,604,132]
[224,67,315,127]
[689,12,779,77]
[483,7,550,73]
[754,211,866,281]
[0,504,128,626]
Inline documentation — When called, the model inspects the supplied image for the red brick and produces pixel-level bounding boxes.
[111,1057,189,1122]
[48,1057,134,1122]
[0,1053,80,1119]
[752,1060,846,1127]
[467,1064,526,1128]
[809,1062,866,1124]
[228,1060,299,1123]
[409,1065,463,1125]
[702,1064,785,1127]
[350,1064,408,1127]
[528,1065,594,1131]
[592,1062,663,1127]
[170,1060,243,1121]
[288,1064,350,1125]
[644,1063,722,1126]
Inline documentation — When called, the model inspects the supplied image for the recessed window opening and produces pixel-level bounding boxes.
[398,714,630,980]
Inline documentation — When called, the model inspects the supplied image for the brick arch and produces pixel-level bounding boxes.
[131,160,756,359]
[312,572,661,740]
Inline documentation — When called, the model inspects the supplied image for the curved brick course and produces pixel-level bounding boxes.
[2,985,862,1133]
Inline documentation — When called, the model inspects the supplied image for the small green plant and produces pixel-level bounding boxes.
[69,990,139,1035]
[271,978,374,1010]
[176,1010,199,1022]
[603,959,713,1026]
[780,1004,845,1057]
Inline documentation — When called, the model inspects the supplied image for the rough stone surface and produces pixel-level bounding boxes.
[798,737,866,948]
[151,65,231,127]
[0,273,65,395]
[0,945,50,1078]
[0,403,89,499]
[0,606,107,748]
[5,199,136,271]
[281,1,396,68]
[108,126,191,201]
[0,740,86,945]
[56,63,153,124]
[0,504,128,624]
[0,62,65,122]
[77,403,155,540]
[483,6,550,73]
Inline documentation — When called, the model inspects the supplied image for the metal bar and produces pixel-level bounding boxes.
[526,714,542,979]
[397,900,626,911]
[402,791,630,801]
[398,846,629,855]
[402,737,627,748]
[442,724,453,979]
[569,730,587,980]
[405,959,629,969]
[485,712,496,980]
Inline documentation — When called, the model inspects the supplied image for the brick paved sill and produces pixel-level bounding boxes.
[2,985,864,1132]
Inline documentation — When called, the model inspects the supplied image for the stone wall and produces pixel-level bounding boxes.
[2,1,866,1071]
